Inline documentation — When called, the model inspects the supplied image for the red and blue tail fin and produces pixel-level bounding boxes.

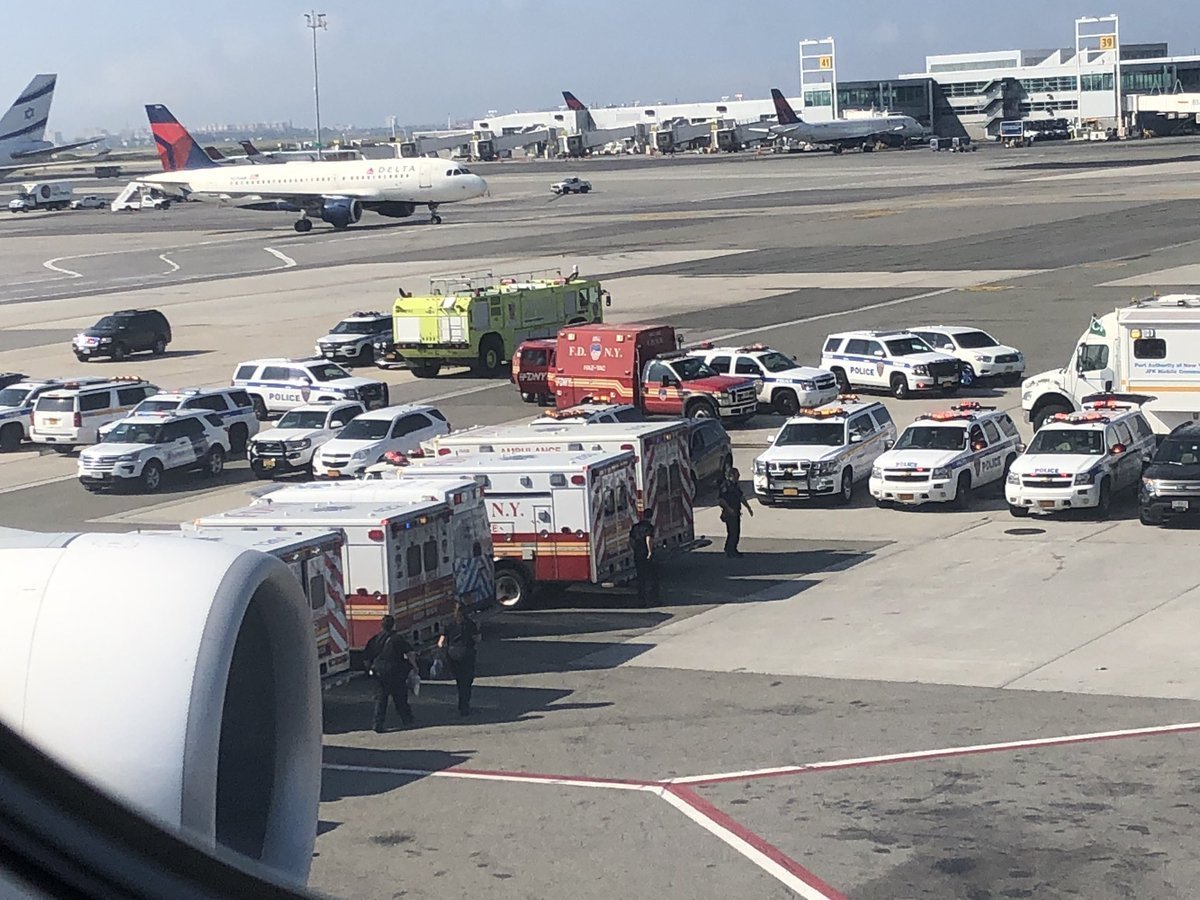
[562,90,597,131]
[770,89,802,126]
[145,104,217,171]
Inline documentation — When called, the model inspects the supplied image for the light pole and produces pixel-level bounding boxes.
[304,11,327,158]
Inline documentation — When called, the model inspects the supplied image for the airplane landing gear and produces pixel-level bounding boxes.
[428,203,442,225]
[293,217,313,233]
[832,144,844,155]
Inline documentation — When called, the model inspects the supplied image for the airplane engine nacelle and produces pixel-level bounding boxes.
[371,201,416,219]
[0,529,321,885]
[320,198,363,228]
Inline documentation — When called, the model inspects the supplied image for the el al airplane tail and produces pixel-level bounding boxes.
[145,104,218,171]
[562,90,597,132]
[770,88,802,126]
[0,74,55,146]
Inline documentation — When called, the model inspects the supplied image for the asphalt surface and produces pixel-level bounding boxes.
[4,137,1200,898]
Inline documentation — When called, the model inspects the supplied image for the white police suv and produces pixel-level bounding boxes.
[312,404,450,479]
[314,311,393,367]
[0,377,109,452]
[753,397,897,504]
[689,343,839,415]
[820,330,961,399]
[870,403,1023,508]
[231,358,389,420]
[100,386,259,455]
[1006,396,1156,518]
[77,410,231,493]
[907,325,1025,386]
[248,400,365,479]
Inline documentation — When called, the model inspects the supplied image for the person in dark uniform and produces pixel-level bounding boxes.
[438,605,479,717]
[717,467,753,557]
[365,615,416,733]
[629,507,658,607]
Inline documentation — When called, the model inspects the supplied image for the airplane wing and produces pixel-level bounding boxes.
[7,136,104,161]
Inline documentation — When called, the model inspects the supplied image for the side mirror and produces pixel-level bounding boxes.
[849,433,863,444]
[873,350,885,358]
[1075,343,1087,372]
[1141,450,1153,464]
[884,438,895,450]
[331,420,346,428]
[603,291,612,308]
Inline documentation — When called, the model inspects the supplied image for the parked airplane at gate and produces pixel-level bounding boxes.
[758,88,924,153]
[140,104,487,232]
[0,74,104,174]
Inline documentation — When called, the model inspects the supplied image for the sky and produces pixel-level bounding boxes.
[5,0,1199,136]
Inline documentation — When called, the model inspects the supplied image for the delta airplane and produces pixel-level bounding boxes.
[0,74,104,173]
[758,88,924,153]
[140,104,487,232]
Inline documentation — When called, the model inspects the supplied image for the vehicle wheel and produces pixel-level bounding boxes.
[1008,504,1029,518]
[1095,478,1111,519]
[0,424,21,452]
[477,336,505,376]
[294,219,313,233]
[580,185,590,193]
[203,446,225,478]
[758,495,775,506]
[152,337,167,356]
[251,396,268,421]
[952,472,972,509]
[942,383,959,396]
[228,424,248,457]
[521,392,536,403]
[1032,403,1071,431]
[431,214,443,225]
[773,389,799,416]
[111,343,127,362]
[354,345,374,368]
[1003,373,1024,387]
[874,497,893,509]
[50,446,75,455]
[495,565,533,610]
[140,459,163,493]
[834,468,854,506]
[1003,453,1018,477]
[411,362,442,378]
[891,373,910,399]
[161,201,171,210]
[1139,506,1163,526]
[75,353,89,363]
[832,368,850,392]
[685,399,718,420]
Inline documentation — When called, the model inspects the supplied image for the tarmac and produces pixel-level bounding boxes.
[4,138,1200,898]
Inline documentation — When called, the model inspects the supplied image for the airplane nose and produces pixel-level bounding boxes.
[470,174,488,196]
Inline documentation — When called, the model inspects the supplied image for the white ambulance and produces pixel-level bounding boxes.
[402,450,639,610]
[190,499,456,657]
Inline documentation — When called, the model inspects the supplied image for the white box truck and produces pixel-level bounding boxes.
[8,181,73,212]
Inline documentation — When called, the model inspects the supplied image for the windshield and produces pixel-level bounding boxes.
[135,398,182,413]
[337,418,391,441]
[330,320,381,335]
[671,358,717,380]
[0,387,31,408]
[1154,438,1200,466]
[884,337,934,356]
[278,409,332,430]
[307,363,351,382]
[1027,428,1103,455]
[776,422,845,447]
[954,330,999,349]
[92,316,123,331]
[894,426,966,452]
[758,351,798,373]
[104,422,163,444]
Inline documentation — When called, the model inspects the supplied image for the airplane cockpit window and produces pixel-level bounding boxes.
[459,166,472,173]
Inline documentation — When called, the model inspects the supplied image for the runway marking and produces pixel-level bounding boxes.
[42,257,83,278]
[322,762,658,792]
[265,247,297,269]
[0,472,76,496]
[158,253,180,274]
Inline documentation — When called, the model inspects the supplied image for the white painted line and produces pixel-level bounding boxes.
[265,247,297,269]
[421,382,507,403]
[0,472,77,496]
[158,253,180,275]
[322,762,658,792]
[43,257,83,278]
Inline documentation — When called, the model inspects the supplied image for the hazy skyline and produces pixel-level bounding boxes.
[6,0,1198,136]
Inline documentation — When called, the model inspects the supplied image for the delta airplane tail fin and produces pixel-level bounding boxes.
[770,89,802,126]
[562,90,597,131]
[1,74,55,145]
[239,140,262,157]
[145,104,218,171]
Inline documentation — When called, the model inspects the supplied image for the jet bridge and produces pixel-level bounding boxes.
[651,118,727,153]
[558,125,643,157]
[397,131,473,158]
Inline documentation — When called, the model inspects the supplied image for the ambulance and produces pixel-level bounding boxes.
[401,450,639,610]
[190,499,456,655]
[167,527,352,686]
[422,420,697,555]
[253,475,495,616]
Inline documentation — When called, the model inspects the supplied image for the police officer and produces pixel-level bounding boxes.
[365,615,416,733]
[629,507,658,607]
[718,467,753,558]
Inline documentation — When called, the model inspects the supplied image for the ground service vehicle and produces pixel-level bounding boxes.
[1006,397,1156,517]
[72,309,172,361]
[554,324,758,422]
[402,450,639,610]
[687,418,735,486]
[255,475,495,614]
[102,387,258,454]
[232,358,389,420]
[30,377,159,451]
[192,499,458,654]
[907,326,1025,386]
[167,527,352,685]
[423,420,697,555]
[312,404,449,479]
[77,411,230,493]
[1138,423,1200,526]
[315,311,392,367]
[8,181,72,211]
[512,339,557,403]
[753,398,897,504]
[248,401,365,479]
[70,195,107,210]
[688,343,839,415]
[869,403,1022,508]
[1022,295,1200,433]
[380,270,608,377]
[0,377,108,452]
[821,330,961,399]
[551,177,591,194]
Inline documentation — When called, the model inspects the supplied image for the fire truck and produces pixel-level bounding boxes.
[423,420,697,555]
[511,338,557,403]
[377,270,609,378]
[190,499,457,656]
[165,526,352,687]
[554,323,758,422]
[253,475,495,616]
[401,450,639,609]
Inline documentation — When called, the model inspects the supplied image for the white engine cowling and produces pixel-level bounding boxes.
[0,529,321,885]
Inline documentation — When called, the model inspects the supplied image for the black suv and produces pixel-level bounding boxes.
[72,309,172,362]
[1139,423,1200,526]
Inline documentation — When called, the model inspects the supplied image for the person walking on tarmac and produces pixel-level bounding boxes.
[365,615,416,733]
[718,467,753,558]
[438,605,479,717]
[629,507,658,607]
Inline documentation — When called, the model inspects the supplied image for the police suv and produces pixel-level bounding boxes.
[752,397,897,504]
[99,387,259,455]
[688,343,839,415]
[820,330,961,399]
[30,377,160,451]
[77,410,231,493]
[314,311,393,367]
[0,377,109,452]
[869,403,1023,508]
[248,400,365,479]
[907,325,1025,386]
[1006,397,1156,518]
[231,358,389,420]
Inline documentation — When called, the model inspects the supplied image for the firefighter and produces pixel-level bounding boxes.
[718,467,753,558]
[365,615,416,733]
[629,507,658,607]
